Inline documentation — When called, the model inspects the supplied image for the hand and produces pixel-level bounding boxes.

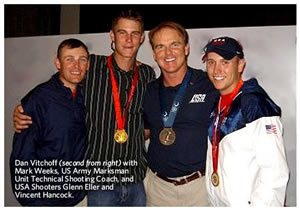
[144,129,150,140]
[13,104,32,133]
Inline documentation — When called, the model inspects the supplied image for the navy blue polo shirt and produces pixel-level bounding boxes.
[143,67,218,177]
[10,72,86,206]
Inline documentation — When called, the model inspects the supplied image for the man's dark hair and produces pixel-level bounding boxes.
[57,38,89,58]
[111,9,144,32]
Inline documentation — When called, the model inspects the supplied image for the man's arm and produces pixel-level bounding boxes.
[10,93,43,206]
[13,104,32,133]
[251,116,289,206]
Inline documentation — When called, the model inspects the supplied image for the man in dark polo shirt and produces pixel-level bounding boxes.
[10,38,89,206]
[143,21,218,206]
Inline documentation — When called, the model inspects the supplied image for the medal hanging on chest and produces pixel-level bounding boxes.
[211,171,220,187]
[114,129,128,144]
[159,70,191,146]
[211,79,243,186]
[159,127,176,146]
[107,55,139,144]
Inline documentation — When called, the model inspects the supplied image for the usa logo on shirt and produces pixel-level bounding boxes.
[265,124,277,134]
[189,94,206,103]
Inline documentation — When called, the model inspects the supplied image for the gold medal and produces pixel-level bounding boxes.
[211,172,219,187]
[107,55,138,145]
[159,128,176,146]
[114,129,128,144]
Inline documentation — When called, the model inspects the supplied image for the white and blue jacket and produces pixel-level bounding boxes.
[206,78,289,206]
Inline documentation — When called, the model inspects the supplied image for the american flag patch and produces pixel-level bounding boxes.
[265,124,277,134]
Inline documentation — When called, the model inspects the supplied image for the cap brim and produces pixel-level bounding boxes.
[210,48,236,60]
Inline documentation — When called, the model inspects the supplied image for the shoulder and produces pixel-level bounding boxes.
[240,91,281,123]
[143,77,160,109]
[189,67,213,86]
[188,67,217,96]
[144,76,161,101]
[189,66,207,76]
[85,54,108,81]
[89,54,106,61]
[88,54,107,68]
[23,78,53,98]
[138,62,156,78]
[147,75,160,89]
[21,79,54,111]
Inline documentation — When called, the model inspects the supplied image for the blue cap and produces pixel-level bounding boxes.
[202,36,244,61]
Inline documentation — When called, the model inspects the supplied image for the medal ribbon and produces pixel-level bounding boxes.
[159,69,192,127]
[107,55,139,130]
[212,79,244,173]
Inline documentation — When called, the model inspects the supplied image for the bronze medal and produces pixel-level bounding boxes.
[211,172,219,187]
[114,129,128,144]
[159,128,176,146]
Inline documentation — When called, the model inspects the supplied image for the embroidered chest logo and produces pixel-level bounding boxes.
[189,94,206,103]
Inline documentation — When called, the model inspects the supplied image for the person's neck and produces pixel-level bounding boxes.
[59,75,77,92]
[69,86,77,93]
[220,78,243,96]
[163,66,188,87]
[64,83,77,93]
[113,52,136,72]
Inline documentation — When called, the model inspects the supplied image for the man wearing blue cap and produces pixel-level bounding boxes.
[202,36,289,206]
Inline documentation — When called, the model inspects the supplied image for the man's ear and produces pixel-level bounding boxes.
[185,43,190,56]
[54,57,61,70]
[238,58,246,74]
[152,50,157,63]
[110,30,115,42]
[140,32,145,44]
[86,60,90,71]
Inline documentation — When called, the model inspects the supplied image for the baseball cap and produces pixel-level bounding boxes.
[202,36,244,61]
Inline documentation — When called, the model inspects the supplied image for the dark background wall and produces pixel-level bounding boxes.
[5,4,296,38]
[5,5,61,37]
[80,4,296,32]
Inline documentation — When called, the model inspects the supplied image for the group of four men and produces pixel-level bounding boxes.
[11,9,289,206]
